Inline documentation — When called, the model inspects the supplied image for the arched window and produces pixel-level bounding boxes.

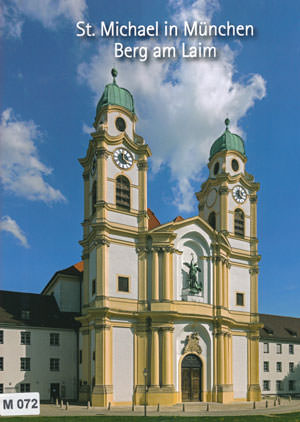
[234,209,244,237]
[208,211,216,230]
[116,176,130,210]
[92,181,97,215]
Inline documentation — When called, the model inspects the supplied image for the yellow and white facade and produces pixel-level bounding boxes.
[77,70,262,406]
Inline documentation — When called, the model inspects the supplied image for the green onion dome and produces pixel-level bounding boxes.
[96,68,135,115]
[209,118,246,160]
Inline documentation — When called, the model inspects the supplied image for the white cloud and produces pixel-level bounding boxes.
[0,215,29,248]
[82,123,94,135]
[78,0,266,212]
[0,0,87,37]
[0,108,66,203]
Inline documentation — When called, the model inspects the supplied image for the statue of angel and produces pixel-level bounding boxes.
[184,254,202,293]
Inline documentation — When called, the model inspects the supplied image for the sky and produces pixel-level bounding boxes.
[0,0,299,317]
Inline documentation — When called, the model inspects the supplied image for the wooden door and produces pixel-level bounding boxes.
[181,354,202,402]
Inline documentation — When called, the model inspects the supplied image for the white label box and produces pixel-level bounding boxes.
[0,392,40,416]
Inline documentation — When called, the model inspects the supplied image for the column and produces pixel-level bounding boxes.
[228,334,232,385]
[217,331,224,387]
[224,333,229,384]
[150,328,159,386]
[161,327,174,387]
[216,257,223,307]
[222,259,226,308]
[162,248,171,301]
[96,238,110,298]
[219,186,228,232]
[151,248,159,301]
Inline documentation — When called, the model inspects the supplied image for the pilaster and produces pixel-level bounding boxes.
[247,333,261,401]
[92,321,113,407]
[79,327,91,402]
[219,186,228,231]
[151,248,159,301]
[96,146,109,221]
[137,246,148,305]
[95,237,110,298]
[138,160,148,231]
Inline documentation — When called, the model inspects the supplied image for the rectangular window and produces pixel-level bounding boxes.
[263,361,269,372]
[276,343,282,354]
[289,344,294,354]
[79,350,82,364]
[264,343,269,353]
[0,384,3,393]
[276,362,282,372]
[118,276,129,292]
[50,333,59,346]
[276,380,283,391]
[236,293,244,306]
[20,358,30,371]
[0,331,3,344]
[93,351,95,361]
[0,357,3,371]
[289,380,296,391]
[289,362,295,373]
[21,331,31,345]
[21,310,30,320]
[20,383,30,392]
[92,279,96,295]
[263,380,270,391]
[50,358,60,371]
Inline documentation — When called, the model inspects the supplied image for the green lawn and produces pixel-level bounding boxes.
[1,414,300,422]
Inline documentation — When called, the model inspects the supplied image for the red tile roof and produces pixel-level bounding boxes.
[74,261,84,272]
[147,208,160,230]
[173,216,184,222]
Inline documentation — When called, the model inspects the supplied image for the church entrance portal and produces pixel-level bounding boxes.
[181,354,202,401]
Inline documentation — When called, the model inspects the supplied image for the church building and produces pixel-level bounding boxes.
[77,68,262,406]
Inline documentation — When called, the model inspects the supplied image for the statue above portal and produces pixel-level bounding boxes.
[184,254,203,294]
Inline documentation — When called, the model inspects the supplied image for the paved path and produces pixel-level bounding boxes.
[40,398,300,418]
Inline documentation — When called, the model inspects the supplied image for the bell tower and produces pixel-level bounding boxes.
[196,118,259,241]
[78,69,151,406]
[196,119,262,402]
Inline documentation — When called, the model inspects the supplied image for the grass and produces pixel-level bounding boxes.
[1,414,300,422]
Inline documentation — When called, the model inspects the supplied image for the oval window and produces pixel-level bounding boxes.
[116,117,126,132]
[213,162,219,175]
[232,159,239,171]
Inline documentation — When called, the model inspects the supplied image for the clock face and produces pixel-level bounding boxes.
[113,148,133,169]
[232,186,247,203]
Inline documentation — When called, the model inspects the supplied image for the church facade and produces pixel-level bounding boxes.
[77,69,262,406]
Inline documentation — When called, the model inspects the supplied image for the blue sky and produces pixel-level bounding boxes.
[0,0,299,316]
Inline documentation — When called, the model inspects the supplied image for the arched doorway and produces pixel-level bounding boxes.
[181,354,202,401]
